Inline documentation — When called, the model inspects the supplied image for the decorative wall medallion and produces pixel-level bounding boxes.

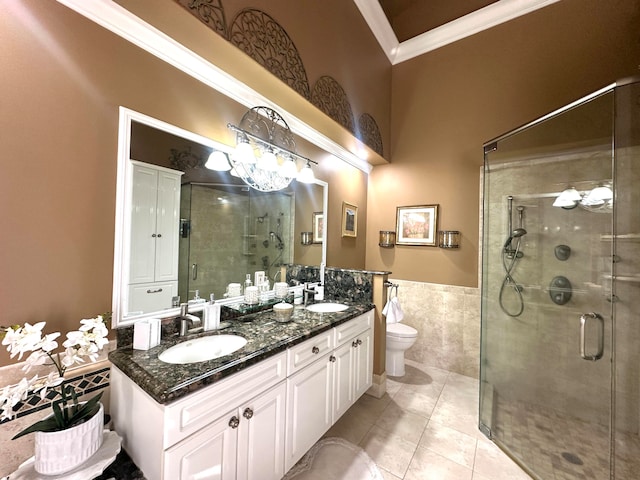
[311,76,355,134]
[358,113,383,156]
[229,9,310,99]
[177,0,227,37]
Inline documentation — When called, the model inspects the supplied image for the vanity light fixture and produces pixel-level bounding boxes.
[552,186,581,209]
[207,106,317,191]
[553,184,613,211]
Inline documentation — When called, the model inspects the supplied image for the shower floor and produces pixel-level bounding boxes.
[492,397,640,479]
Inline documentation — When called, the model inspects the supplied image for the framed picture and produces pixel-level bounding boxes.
[396,204,439,246]
[312,212,324,243]
[341,202,358,237]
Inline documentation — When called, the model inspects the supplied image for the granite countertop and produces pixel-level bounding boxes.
[108,302,374,405]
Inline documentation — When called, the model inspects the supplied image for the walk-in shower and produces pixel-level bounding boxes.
[481,77,640,479]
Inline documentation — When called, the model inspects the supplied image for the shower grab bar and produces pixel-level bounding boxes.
[580,312,604,361]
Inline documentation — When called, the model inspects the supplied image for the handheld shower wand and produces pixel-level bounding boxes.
[503,228,527,249]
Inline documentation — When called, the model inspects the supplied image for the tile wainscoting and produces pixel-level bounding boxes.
[388,279,480,379]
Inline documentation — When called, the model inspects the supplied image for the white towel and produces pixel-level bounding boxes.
[382,297,404,324]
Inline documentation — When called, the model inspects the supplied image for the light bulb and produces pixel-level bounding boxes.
[204,150,231,171]
[233,141,256,164]
[257,150,278,171]
[281,157,298,178]
[297,162,315,183]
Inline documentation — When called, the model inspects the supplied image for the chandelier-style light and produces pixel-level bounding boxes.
[206,106,317,192]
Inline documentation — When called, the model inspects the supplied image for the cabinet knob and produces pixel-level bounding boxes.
[329,355,336,362]
[151,233,157,238]
[243,407,254,419]
[229,416,240,429]
[312,346,320,354]
[157,234,162,238]
[352,340,358,348]
[357,339,363,346]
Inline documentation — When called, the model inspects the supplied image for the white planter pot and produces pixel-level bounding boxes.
[34,402,104,475]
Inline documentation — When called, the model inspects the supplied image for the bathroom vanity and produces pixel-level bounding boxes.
[109,304,374,480]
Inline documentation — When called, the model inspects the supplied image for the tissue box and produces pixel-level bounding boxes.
[133,318,161,350]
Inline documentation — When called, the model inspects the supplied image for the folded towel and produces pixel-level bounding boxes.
[382,297,404,324]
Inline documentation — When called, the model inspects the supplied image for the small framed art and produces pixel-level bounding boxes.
[312,212,324,243]
[396,204,439,246]
[341,202,358,237]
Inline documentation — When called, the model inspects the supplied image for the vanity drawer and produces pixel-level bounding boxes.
[287,330,334,375]
[164,351,286,448]
[334,310,373,346]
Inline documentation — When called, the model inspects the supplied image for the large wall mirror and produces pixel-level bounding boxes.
[112,108,327,327]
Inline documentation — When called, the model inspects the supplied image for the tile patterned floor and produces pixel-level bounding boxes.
[492,396,640,480]
[325,360,533,480]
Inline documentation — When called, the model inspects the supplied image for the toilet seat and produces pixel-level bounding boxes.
[386,323,417,338]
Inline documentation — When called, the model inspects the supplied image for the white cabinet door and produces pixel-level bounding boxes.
[154,170,181,282]
[130,163,159,284]
[237,382,286,480]
[285,355,333,471]
[353,327,373,400]
[164,410,238,480]
[129,162,181,285]
[332,340,354,421]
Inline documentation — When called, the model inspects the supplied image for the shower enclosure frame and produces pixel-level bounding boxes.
[480,76,640,480]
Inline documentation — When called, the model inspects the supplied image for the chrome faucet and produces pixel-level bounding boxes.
[177,303,203,336]
[303,283,317,306]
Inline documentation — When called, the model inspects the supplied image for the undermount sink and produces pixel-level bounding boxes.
[158,334,247,364]
[306,303,349,313]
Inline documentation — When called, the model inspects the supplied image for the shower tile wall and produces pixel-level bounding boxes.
[179,184,293,300]
[390,279,480,379]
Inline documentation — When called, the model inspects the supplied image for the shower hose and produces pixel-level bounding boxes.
[499,239,525,317]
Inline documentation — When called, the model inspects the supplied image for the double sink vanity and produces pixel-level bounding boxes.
[109,301,375,480]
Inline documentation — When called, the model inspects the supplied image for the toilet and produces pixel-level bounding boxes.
[385,322,418,377]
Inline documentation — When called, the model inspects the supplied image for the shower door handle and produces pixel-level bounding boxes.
[580,312,604,361]
[192,263,197,281]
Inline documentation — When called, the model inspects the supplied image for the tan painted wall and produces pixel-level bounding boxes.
[0,0,372,366]
[366,0,640,287]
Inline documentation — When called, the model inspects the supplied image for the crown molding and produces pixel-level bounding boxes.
[56,0,374,173]
[355,0,561,65]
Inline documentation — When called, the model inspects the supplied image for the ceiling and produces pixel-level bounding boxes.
[354,0,561,64]
[379,0,498,42]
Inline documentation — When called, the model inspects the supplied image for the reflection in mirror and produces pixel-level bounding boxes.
[113,109,326,327]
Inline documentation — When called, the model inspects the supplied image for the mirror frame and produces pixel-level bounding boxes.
[112,107,327,328]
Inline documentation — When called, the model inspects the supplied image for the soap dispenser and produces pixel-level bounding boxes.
[203,294,220,331]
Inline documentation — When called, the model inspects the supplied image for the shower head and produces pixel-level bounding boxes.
[503,228,527,248]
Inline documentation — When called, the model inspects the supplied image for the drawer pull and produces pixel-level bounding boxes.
[312,346,320,354]
[243,407,254,420]
[146,288,163,294]
[229,416,240,429]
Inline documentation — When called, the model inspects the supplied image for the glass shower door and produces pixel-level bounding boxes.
[480,90,615,479]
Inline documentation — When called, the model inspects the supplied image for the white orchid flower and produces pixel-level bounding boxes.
[1,315,108,430]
